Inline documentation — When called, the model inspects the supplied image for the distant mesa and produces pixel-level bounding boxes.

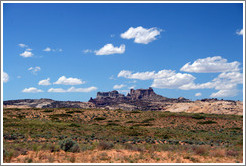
[88,87,191,111]
[90,87,189,103]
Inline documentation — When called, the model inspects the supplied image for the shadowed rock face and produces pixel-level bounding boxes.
[128,87,167,101]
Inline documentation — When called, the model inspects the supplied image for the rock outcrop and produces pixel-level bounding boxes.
[3,98,95,109]
[89,87,191,111]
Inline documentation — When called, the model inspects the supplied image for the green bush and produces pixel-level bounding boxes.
[59,138,80,152]
[141,118,155,123]
[98,141,114,150]
[43,109,54,113]
[197,120,217,125]
[94,117,106,121]
[192,115,205,120]
[131,110,141,113]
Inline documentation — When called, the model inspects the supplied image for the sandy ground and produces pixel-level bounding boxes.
[8,149,242,163]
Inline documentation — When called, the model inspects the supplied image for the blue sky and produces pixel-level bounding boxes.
[3,3,244,101]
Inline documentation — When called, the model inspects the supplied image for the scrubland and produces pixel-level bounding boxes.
[3,108,243,163]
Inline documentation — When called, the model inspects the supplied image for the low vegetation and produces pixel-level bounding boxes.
[3,108,243,163]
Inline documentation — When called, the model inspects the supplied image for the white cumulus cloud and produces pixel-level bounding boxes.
[43,47,51,52]
[180,56,240,73]
[38,78,51,86]
[195,93,202,97]
[48,86,97,93]
[121,26,162,44]
[3,72,9,83]
[210,89,239,98]
[113,84,126,89]
[83,49,93,54]
[18,43,28,48]
[151,73,195,89]
[236,29,243,36]
[43,47,62,52]
[179,70,243,98]
[20,50,34,58]
[118,70,156,80]
[28,66,41,75]
[54,76,85,85]
[47,88,66,93]
[95,44,125,55]
[118,69,195,89]
[22,87,43,93]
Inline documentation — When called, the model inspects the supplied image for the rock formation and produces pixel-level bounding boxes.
[3,88,243,115]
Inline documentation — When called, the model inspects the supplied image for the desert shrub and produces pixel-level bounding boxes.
[192,145,209,156]
[49,114,72,118]
[141,118,155,123]
[69,123,80,127]
[70,144,80,153]
[133,123,153,126]
[127,130,141,136]
[210,148,225,157]
[50,144,60,152]
[59,138,80,152]
[197,120,217,125]
[226,150,239,157]
[98,141,114,150]
[66,110,83,114]
[126,120,136,123]
[192,114,205,120]
[94,117,106,121]
[43,109,53,113]
[106,122,119,126]
[124,143,144,151]
[131,110,141,113]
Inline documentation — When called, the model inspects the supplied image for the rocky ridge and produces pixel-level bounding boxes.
[3,88,243,115]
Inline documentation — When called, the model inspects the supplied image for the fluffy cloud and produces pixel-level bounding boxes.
[43,47,51,52]
[47,88,66,93]
[118,69,195,89]
[118,70,155,80]
[151,73,195,89]
[195,93,202,97]
[210,89,239,98]
[38,78,51,86]
[236,29,243,36]
[83,49,93,54]
[95,44,125,55]
[121,26,162,44]
[22,87,43,93]
[43,47,62,52]
[113,84,126,89]
[54,76,85,85]
[179,70,243,97]
[67,86,97,92]
[18,43,28,48]
[118,56,242,98]
[180,56,240,73]
[3,72,9,83]
[28,66,41,75]
[48,86,97,93]
[20,50,34,58]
